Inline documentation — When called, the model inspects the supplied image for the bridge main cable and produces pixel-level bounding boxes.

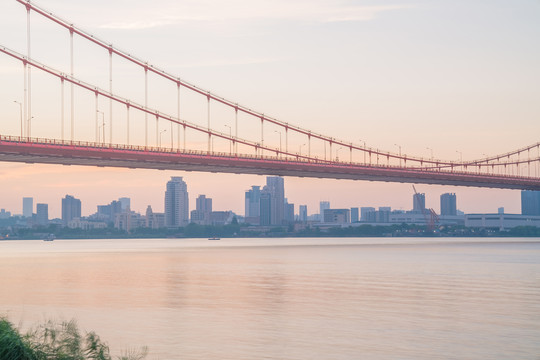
[16,0,447,168]
[13,0,540,171]
[0,45,322,162]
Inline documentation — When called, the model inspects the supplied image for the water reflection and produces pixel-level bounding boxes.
[1,238,539,359]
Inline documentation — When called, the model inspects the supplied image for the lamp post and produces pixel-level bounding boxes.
[14,101,23,138]
[426,147,433,161]
[482,153,489,174]
[224,124,232,155]
[336,147,343,161]
[394,143,402,167]
[159,129,167,147]
[97,111,105,144]
[299,143,306,156]
[274,130,282,156]
[456,150,463,171]
[29,116,35,138]
[359,139,366,164]
[98,122,105,144]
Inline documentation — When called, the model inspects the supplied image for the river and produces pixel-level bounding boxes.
[1,237,539,359]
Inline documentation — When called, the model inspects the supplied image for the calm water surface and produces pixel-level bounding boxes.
[1,237,539,359]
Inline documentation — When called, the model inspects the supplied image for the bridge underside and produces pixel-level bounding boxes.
[1,139,539,190]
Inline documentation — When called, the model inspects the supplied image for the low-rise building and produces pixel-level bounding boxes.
[465,213,540,229]
[68,218,108,230]
[115,211,146,232]
[145,206,165,229]
[209,211,234,225]
[323,209,350,224]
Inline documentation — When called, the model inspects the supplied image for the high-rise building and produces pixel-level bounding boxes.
[22,197,33,218]
[351,207,359,223]
[118,197,131,211]
[245,186,261,218]
[36,203,48,226]
[413,193,425,212]
[299,205,308,223]
[521,190,540,216]
[62,195,81,225]
[196,195,212,215]
[192,195,212,224]
[361,207,376,222]
[0,209,11,219]
[284,199,294,224]
[259,191,272,226]
[319,201,330,221]
[97,200,123,223]
[165,177,189,227]
[266,176,285,225]
[377,207,391,223]
[440,193,457,216]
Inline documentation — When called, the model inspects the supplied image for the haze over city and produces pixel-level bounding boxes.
[2,1,540,359]
[0,0,539,217]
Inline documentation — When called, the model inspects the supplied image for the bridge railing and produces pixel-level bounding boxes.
[1,134,538,181]
[13,1,540,172]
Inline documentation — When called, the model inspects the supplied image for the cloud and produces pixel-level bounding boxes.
[173,57,285,69]
[101,20,177,30]
[98,1,415,30]
[323,5,415,23]
[0,65,23,75]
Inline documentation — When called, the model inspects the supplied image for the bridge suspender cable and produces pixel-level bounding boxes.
[9,0,540,174]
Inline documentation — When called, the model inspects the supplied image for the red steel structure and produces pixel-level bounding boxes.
[0,135,539,190]
[0,0,539,191]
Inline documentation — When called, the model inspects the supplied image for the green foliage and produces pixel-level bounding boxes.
[0,318,149,360]
[0,318,37,360]
[506,226,540,237]
[5,220,540,240]
[117,347,148,360]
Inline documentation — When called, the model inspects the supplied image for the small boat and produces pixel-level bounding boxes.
[43,234,56,241]
[208,237,221,240]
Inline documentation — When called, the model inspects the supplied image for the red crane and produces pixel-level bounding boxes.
[412,185,440,231]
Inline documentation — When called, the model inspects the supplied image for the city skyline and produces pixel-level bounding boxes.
[0,0,538,217]
[2,176,534,220]
[1,2,539,359]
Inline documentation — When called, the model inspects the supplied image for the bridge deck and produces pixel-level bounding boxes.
[0,137,539,190]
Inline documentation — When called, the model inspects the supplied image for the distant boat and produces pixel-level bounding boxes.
[43,234,56,241]
[208,237,221,241]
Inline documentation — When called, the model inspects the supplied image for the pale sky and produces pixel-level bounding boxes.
[0,0,539,218]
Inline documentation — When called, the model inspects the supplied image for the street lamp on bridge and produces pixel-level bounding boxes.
[426,147,433,161]
[224,124,232,155]
[98,122,105,144]
[299,143,306,156]
[97,111,105,144]
[336,147,343,161]
[274,130,282,157]
[159,129,167,147]
[456,150,463,171]
[359,139,367,164]
[394,143,402,167]
[13,101,23,138]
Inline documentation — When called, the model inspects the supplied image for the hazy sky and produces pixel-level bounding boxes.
[0,0,539,217]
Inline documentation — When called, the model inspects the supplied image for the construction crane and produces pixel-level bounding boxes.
[412,185,440,231]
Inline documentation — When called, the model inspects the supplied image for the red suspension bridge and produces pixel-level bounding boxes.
[1,0,539,190]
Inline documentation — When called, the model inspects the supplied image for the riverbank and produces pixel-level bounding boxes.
[0,318,148,360]
[2,222,540,240]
